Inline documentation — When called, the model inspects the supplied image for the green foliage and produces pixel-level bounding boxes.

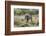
[14,8,39,15]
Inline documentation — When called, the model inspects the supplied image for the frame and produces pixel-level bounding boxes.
[5,1,45,35]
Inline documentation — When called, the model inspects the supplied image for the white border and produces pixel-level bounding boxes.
[11,5,42,32]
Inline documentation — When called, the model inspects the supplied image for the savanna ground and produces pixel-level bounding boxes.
[14,8,39,27]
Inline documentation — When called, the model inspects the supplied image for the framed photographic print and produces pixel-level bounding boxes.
[5,1,45,35]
